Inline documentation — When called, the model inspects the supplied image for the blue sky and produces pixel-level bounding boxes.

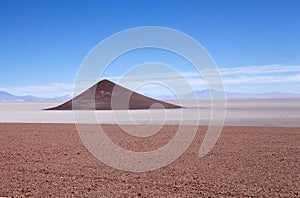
[0,0,299,97]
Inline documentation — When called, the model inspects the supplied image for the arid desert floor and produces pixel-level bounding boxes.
[0,99,299,197]
[0,123,299,197]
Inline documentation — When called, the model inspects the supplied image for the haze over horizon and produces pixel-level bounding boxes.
[0,0,299,97]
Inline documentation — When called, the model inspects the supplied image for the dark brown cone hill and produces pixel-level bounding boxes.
[46,79,181,110]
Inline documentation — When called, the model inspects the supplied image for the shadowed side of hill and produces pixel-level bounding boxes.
[46,79,181,110]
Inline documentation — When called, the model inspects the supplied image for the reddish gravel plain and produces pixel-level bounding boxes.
[0,123,299,197]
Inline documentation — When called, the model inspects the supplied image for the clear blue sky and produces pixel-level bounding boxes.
[0,0,299,97]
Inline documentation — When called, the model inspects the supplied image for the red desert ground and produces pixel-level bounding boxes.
[0,80,299,197]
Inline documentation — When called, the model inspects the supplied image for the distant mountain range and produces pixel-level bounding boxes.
[0,91,71,102]
[145,89,300,100]
[1,89,300,102]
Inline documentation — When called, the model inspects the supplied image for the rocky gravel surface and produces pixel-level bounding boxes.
[0,123,299,197]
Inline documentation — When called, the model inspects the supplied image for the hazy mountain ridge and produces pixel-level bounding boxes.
[1,89,300,102]
[147,89,300,100]
[0,91,71,102]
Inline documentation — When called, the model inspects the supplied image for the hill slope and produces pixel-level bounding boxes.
[46,79,181,110]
